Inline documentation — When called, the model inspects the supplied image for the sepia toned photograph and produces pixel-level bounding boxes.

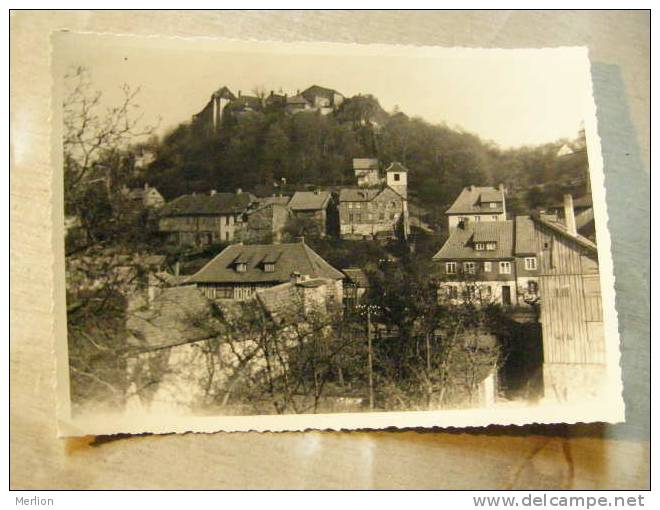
[52,33,623,435]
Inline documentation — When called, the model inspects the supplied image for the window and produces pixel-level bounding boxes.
[225,216,230,226]
[524,257,538,270]
[264,263,275,273]
[475,242,485,251]
[482,285,492,298]
[486,242,497,251]
[235,262,247,273]
[445,286,458,299]
[379,212,385,221]
[483,261,492,272]
[499,261,511,274]
[474,216,481,222]
[463,261,476,274]
[489,202,497,208]
[393,173,400,181]
[492,215,499,221]
[348,203,354,209]
[225,231,229,241]
[445,262,457,274]
[217,286,233,299]
[527,281,538,294]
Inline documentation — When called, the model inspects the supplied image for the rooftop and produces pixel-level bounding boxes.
[186,241,344,284]
[288,190,331,211]
[353,158,379,170]
[446,186,505,215]
[432,220,515,260]
[160,192,255,216]
[339,188,381,202]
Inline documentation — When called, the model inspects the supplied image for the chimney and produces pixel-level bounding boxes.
[270,90,274,97]
[238,90,242,97]
[563,194,577,236]
[290,271,303,284]
[210,189,217,196]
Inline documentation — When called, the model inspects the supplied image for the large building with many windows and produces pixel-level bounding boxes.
[445,185,507,231]
[432,216,540,307]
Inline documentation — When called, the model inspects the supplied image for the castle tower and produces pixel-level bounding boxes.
[211,86,236,132]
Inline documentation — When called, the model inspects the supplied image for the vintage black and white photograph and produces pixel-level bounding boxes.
[53,34,623,434]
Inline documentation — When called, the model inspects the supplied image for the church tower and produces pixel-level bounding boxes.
[385,162,410,239]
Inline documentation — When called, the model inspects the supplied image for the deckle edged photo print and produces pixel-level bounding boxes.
[52,32,624,436]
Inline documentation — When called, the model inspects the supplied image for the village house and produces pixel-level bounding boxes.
[288,190,333,237]
[125,262,343,413]
[432,216,541,307]
[122,183,165,209]
[339,162,409,240]
[445,185,507,230]
[285,93,311,114]
[301,85,345,115]
[185,239,344,302]
[241,195,292,243]
[158,190,256,246]
[353,158,381,187]
[526,197,605,402]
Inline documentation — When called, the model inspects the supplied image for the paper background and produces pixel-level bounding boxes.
[10,10,649,489]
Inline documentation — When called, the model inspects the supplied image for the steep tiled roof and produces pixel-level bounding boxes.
[339,188,380,202]
[514,216,537,255]
[353,158,379,170]
[186,242,344,284]
[342,268,369,287]
[432,220,514,260]
[160,192,254,216]
[255,195,291,207]
[288,190,331,211]
[446,186,504,215]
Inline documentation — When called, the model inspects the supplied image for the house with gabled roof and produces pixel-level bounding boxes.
[158,190,256,246]
[446,185,507,230]
[338,162,410,240]
[185,239,344,301]
[301,85,344,114]
[288,190,334,237]
[353,158,380,187]
[432,213,542,307]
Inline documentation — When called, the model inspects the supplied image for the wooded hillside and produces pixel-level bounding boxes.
[137,91,589,228]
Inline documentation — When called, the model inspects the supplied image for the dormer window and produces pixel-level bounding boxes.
[489,202,497,208]
[393,173,400,181]
[486,242,497,251]
[264,263,275,273]
[235,263,247,273]
[475,242,485,251]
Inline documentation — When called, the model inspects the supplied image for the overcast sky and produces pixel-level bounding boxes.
[54,33,593,149]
